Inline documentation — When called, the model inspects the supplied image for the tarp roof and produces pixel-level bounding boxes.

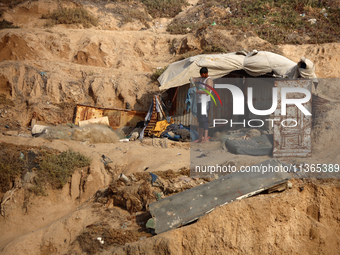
[158,50,317,91]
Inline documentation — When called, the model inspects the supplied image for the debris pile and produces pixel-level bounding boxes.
[96,170,208,213]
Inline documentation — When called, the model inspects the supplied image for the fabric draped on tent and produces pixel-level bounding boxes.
[158,50,317,91]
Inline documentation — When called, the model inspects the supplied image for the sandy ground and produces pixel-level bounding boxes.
[111,178,340,255]
[0,0,339,254]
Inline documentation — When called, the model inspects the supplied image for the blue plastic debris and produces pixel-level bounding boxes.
[101,155,112,165]
[150,173,158,184]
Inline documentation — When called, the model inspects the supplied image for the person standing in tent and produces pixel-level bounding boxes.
[190,67,213,143]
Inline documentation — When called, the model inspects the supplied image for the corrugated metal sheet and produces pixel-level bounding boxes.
[149,159,291,234]
[170,81,235,127]
[170,84,198,126]
[74,104,146,129]
[273,80,312,157]
[169,77,275,127]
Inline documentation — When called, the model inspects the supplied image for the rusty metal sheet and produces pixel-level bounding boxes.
[149,159,291,234]
[74,104,146,129]
[74,105,104,125]
[104,110,121,128]
[273,80,312,157]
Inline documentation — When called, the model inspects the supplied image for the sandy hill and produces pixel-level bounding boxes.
[0,0,340,254]
[0,0,339,127]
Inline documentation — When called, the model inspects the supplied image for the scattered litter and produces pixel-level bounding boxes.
[101,155,112,165]
[150,173,158,184]
[119,138,129,142]
[121,222,128,229]
[146,218,155,229]
[211,21,216,25]
[19,152,24,160]
[31,124,47,136]
[197,152,207,158]
[287,181,293,189]
[119,173,130,184]
[308,18,317,24]
[96,237,104,245]
[40,71,47,78]
[129,131,139,141]
[155,192,163,201]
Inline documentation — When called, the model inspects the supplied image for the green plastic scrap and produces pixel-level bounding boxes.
[156,192,162,201]
[146,218,156,229]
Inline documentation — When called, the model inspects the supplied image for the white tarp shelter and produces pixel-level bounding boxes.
[158,50,317,91]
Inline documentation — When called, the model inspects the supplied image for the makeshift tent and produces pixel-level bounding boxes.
[158,50,317,91]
